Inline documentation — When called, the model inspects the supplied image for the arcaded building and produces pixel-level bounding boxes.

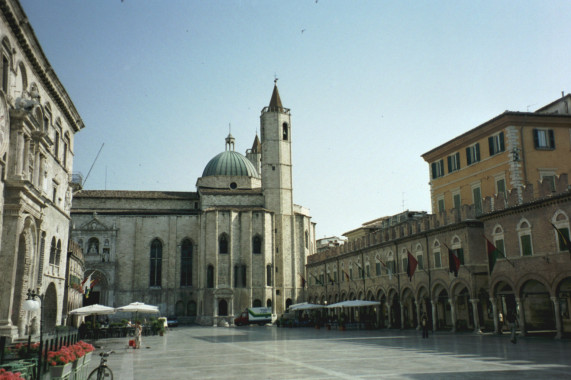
[306,95,571,338]
[71,84,316,324]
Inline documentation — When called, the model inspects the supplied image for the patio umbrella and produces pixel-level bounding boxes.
[69,304,116,316]
[116,302,159,321]
[289,303,325,311]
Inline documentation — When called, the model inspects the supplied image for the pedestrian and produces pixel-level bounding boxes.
[421,313,429,338]
[506,309,517,344]
[134,321,142,349]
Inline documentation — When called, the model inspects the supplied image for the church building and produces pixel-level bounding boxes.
[70,84,315,324]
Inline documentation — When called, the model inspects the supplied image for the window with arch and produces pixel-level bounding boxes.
[450,236,465,265]
[150,239,162,287]
[1,37,11,93]
[432,241,442,268]
[387,251,396,274]
[282,122,288,141]
[63,133,70,169]
[340,263,345,282]
[87,237,99,255]
[253,299,262,307]
[180,239,193,287]
[55,240,62,266]
[54,121,61,160]
[401,248,408,273]
[266,299,272,308]
[375,256,382,276]
[18,62,27,96]
[207,265,214,288]
[266,264,271,286]
[492,225,506,257]
[552,211,570,253]
[415,244,424,269]
[517,219,533,256]
[43,104,52,132]
[252,235,262,254]
[234,264,247,288]
[219,233,229,254]
[49,237,56,264]
[304,230,309,249]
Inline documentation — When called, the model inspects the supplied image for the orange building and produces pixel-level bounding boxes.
[422,95,571,215]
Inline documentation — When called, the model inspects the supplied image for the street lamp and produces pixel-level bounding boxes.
[23,288,44,378]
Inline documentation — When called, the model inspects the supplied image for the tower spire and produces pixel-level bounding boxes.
[268,80,283,111]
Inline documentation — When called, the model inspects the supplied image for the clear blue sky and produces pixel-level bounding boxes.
[20,0,571,238]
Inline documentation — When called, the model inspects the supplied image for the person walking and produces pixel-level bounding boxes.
[421,313,429,339]
[134,321,143,349]
[506,309,517,344]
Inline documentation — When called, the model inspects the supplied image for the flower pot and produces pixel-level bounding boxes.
[50,362,73,378]
[84,352,92,364]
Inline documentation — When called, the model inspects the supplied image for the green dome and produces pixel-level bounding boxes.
[202,151,260,178]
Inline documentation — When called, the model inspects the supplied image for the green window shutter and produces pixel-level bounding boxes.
[533,128,539,148]
[495,239,505,257]
[548,129,555,149]
[475,143,480,161]
[558,228,570,251]
[466,147,471,165]
[457,248,464,265]
[521,235,533,256]
[488,136,494,155]
[376,262,381,275]
[499,132,505,152]
[434,252,441,268]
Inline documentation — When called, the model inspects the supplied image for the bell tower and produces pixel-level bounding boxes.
[260,81,296,312]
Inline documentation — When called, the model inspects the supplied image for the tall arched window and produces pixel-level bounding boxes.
[180,239,193,286]
[219,233,229,254]
[282,122,288,140]
[266,265,272,286]
[150,239,162,287]
[305,230,309,249]
[207,265,214,288]
[55,240,62,266]
[252,235,262,254]
[49,237,56,264]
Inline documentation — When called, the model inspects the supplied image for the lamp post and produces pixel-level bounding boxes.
[23,288,44,378]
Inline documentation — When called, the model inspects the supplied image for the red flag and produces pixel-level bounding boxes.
[444,244,460,277]
[406,250,418,281]
[342,270,350,281]
[485,238,499,273]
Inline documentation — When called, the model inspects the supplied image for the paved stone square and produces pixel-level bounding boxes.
[84,327,570,379]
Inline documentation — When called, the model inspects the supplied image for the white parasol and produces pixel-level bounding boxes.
[69,304,116,316]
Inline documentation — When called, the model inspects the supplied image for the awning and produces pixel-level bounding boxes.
[289,303,325,311]
[326,300,380,309]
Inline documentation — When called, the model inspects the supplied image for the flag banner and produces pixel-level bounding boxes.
[550,222,571,256]
[485,238,500,273]
[448,249,460,277]
[328,274,335,285]
[406,250,418,281]
[81,273,93,295]
[343,270,350,281]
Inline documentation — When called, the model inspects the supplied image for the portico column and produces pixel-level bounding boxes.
[449,299,456,332]
[490,297,499,334]
[386,303,392,328]
[470,299,481,332]
[515,297,526,336]
[213,298,217,327]
[431,300,437,331]
[551,296,562,340]
[416,299,422,330]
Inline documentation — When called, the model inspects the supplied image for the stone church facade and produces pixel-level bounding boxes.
[71,84,315,324]
[0,0,85,339]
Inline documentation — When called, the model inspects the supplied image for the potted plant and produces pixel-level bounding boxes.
[47,346,76,378]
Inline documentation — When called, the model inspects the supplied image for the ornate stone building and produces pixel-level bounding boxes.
[71,84,315,324]
[307,95,571,338]
[0,0,84,339]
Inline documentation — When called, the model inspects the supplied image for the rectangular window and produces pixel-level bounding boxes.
[533,128,555,149]
[472,186,482,215]
[437,197,445,213]
[520,234,533,256]
[388,261,396,274]
[431,159,445,179]
[496,178,506,198]
[556,227,570,252]
[334,271,338,283]
[466,143,481,165]
[366,265,370,278]
[434,251,441,268]
[488,132,505,156]
[447,152,461,173]
[541,174,556,192]
[376,262,381,276]
[349,268,353,279]
[453,193,461,210]
[402,258,407,273]
[417,255,424,269]
[319,273,325,286]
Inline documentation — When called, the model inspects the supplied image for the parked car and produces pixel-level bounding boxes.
[167,315,178,327]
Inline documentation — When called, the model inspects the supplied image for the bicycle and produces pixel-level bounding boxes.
[87,350,114,380]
